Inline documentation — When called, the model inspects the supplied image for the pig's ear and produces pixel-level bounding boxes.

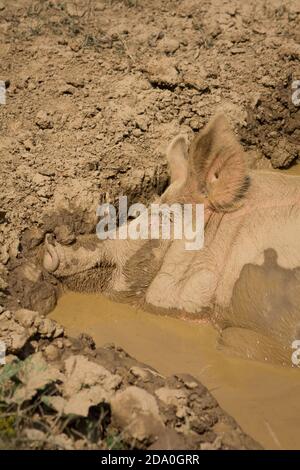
[166,135,188,185]
[189,114,249,211]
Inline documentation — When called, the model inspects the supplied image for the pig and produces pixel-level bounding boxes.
[43,114,300,365]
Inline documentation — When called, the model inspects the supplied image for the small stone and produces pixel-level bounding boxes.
[9,238,19,258]
[39,168,55,177]
[74,439,86,450]
[44,344,60,361]
[38,318,57,338]
[11,331,28,352]
[271,140,298,169]
[78,333,95,350]
[215,100,248,127]
[260,76,275,88]
[200,437,222,450]
[189,117,202,131]
[155,387,187,407]
[144,57,180,88]
[225,4,237,15]
[135,116,149,131]
[36,186,53,199]
[130,366,150,381]
[24,428,46,442]
[69,39,81,52]
[23,139,34,151]
[132,128,143,138]
[279,40,300,60]
[58,38,68,46]
[55,338,64,349]
[53,324,64,338]
[182,70,209,92]
[0,2,5,11]
[58,83,75,95]
[175,373,202,390]
[5,354,18,364]
[158,37,180,54]
[111,386,164,443]
[29,340,39,351]
[54,225,75,245]
[86,160,100,171]
[230,47,246,54]
[66,3,85,17]
[24,195,39,207]
[12,352,63,402]
[0,276,8,291]
[63,355,121,397]
[36,111,53,130]
[27,82,36,92]
[0,245,9,264]
[21,227,45,250]
[250,93,262,109]
[69,116,83,130]
[14,308,39,328]
[32,172,48,186]
[49,433,74,450]
[66,77,85,88]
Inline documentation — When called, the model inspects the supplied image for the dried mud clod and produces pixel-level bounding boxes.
[241,74,300,169]
[0,339,261,450]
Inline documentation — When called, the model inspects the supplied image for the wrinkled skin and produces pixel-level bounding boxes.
[43,115,300,365]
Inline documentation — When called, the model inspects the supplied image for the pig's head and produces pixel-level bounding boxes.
[43,114,249,290]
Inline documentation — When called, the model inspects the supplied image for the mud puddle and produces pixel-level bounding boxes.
[50,292,300,450]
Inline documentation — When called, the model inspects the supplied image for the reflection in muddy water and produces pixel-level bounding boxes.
[51,292,300,450]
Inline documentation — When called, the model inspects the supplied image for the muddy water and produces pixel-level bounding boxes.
[280,163,300,176]
[51,292,300,450]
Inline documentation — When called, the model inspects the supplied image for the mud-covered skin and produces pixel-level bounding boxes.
[42,115,300,365]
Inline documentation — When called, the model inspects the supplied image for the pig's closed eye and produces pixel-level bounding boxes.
[211,172,219,182]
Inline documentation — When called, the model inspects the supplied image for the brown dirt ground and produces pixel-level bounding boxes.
[0,0,299,450]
